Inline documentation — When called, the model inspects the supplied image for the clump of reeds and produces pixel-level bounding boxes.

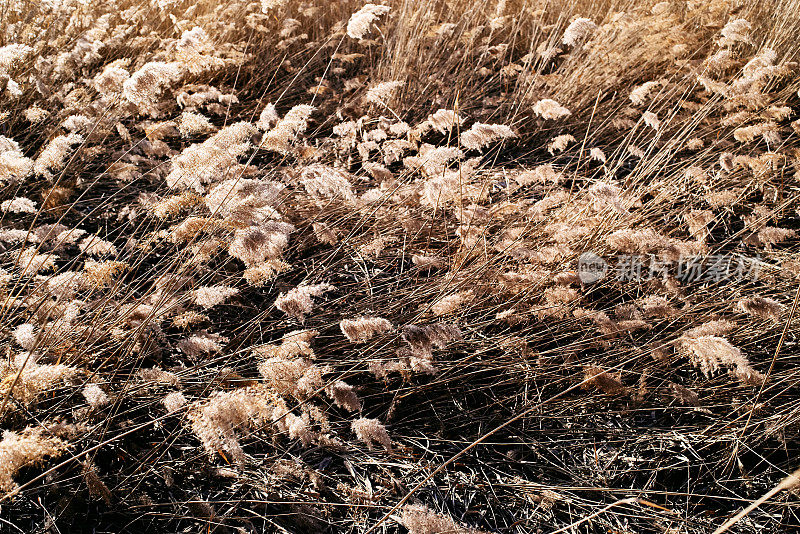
[0,1,799,533]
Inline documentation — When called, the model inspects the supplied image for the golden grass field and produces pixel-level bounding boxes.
[1,0,800,532]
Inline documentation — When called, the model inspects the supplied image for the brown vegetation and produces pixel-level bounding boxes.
[1,0,800,532]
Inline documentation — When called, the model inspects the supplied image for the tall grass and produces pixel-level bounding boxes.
[0,0,799,532]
